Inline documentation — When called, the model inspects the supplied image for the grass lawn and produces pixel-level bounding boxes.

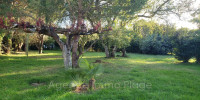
[0,50,200,100]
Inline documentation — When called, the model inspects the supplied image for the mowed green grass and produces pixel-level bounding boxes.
[0,50,200,100]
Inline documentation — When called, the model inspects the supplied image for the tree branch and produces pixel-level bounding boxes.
[78,39,98,57]
[137,0,171,18]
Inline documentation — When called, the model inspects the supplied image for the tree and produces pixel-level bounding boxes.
[2,31,13,54]
[191,15,200,63]
[0,29,5,55]
[116,29,132,57]
[12,31,25,52]
[0,0,28,54]
[26,0,62,54]
[11,0,113,69]
[29,33,44,53]
[173,29,200,63]
[100,0,192,58]
[0,1,14,54]
[100,0,148,58]
[78,34,99,57]
[129,20,177,55]
[28,0,147,68]
[101,21,132,57]
[0,17,15,54]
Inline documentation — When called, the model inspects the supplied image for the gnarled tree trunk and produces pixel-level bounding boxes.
[46,29,73,69]
[18,43,23,51]
[38,34,44,54]
[121,48,127,57]
[102,43,110,58]
[63,45,72,69]
[104,45,110,58]
[14,42,23,52]
[110,46,116,58]
[102,44,116,58]
[3,35,12,54]
[0,35,3,55]
[72,35,80,68]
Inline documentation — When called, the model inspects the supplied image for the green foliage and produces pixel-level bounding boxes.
[0,0,29,18]
[100,19,133,57]
[140,34,171,55]
[18,0,65,25]
[128,20,176,55]
[191,15,200,28]
[0,29,5,54]
[1,31,13,54]
[43,36,56,50]
[67,69,87,87]
[173,29,200,63]
[67,59,103,87]
[0,29,5,41]
[102,28,132,49]
[86,40,105,52]
[83,59,103,79]
[0,29,5,39]
[173,38,194,63]
[115,29,132,49]
[79,34,99,52]
[111,0,148,19]
[12,32,26,51]
[0,0,15,16]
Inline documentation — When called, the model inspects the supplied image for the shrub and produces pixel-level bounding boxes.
[173,39,193,63]
[139,34,171,55]
[193,37,200,63]
[173,30,200,63]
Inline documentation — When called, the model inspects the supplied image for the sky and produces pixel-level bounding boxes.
[162,0,200,29]
[169,14,197,29]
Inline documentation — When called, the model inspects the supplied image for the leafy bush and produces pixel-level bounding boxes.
[173,38,194,63]
[0,29,5,54]
[173,30,200,63]
[126,34,141,53]
[192,36,200,63]
[139,34,171,55]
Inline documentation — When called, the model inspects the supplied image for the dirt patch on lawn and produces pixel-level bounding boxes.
[31,82,45,87]
[93,60,109,64]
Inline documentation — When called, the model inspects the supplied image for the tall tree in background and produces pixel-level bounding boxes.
[12,31,25,52]
[191,15,200,63]
[100,0,148,58]
[100,0,194,57]
[0,0,14,54]
[0,0,29,54]
[101,19,132,58]
[26,0,61,54]
[0,29,5,54]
